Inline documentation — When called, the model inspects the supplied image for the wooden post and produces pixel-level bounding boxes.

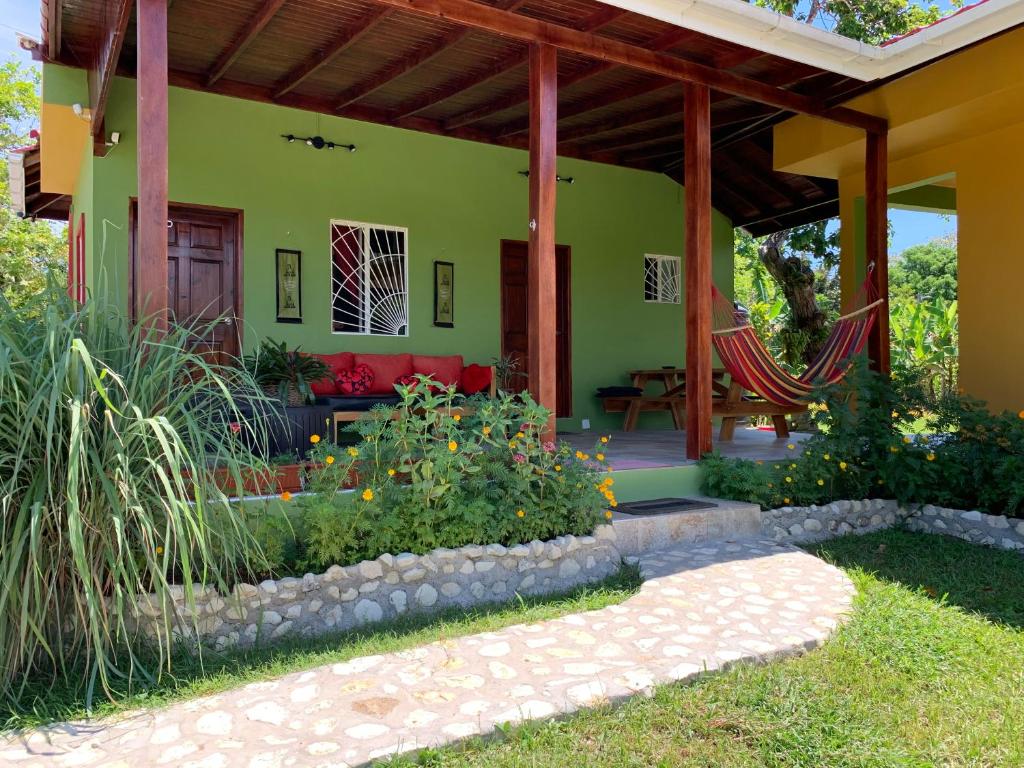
[528,43,558,440]
[684,82,713,460]
[136,0,169,333]
[865,129,889,374]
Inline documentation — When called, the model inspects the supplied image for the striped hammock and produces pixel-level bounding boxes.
[711,276,883,407]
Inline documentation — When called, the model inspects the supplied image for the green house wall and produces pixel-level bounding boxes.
[55,66,735,431]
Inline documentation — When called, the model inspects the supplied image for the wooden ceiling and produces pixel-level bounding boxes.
[15,146,72,220]
[46,0,865,234]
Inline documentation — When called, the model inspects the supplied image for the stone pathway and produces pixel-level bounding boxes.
[1,540,855,768]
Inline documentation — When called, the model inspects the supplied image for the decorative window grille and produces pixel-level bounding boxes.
[644,254,681,304]
[330,220,409,336]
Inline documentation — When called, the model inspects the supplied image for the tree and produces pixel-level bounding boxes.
[889,235,957,303]
[740,0,956,364]
[0,59,67,308]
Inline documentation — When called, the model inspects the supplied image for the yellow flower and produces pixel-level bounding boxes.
[310,434,321,444]
[817,479,824,486]
[926,453,936,462]
[387,468,397,476]
[890,446,900,453]
[453,413,462,422]
[325,455,335,465]
[785,476,793,484]
[610,500,618,508]
[783,497,791,504]
[891,411,900,419]
[823,454,830,461]
[839,461,848,471]
[347,447,359,457]
[554,464,562,472]
[448,441,458,452]
[877,478,885,485]
[280,491,293,502]
[509,441,518,450]
[516,431,525,439]
[607,466,614,472]
[516,509,525,518]
[789,463,797,470]
[575,450,585,460]
[600,436,609,444]
[605,510,613,519]
[903,435,912,444]
[596,453,605,462]
[787,443,795,450]
[361,488,374,502]
[155,546,164,555]
[482,426,491,436]
[605,478,614,486]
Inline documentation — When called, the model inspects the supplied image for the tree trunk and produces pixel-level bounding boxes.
[759,232,827,364]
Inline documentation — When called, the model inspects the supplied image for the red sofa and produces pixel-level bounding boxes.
[309,352,495,417]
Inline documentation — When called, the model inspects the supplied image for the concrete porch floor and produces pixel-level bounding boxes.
[560,427,810,470]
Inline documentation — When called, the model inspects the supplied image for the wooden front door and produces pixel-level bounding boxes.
[499,239,572,417]
[132,203,242,362]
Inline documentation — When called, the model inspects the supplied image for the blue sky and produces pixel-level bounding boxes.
[1,0,958,253]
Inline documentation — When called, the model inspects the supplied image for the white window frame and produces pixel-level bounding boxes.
[643,254,681,305]
[330,219,410,337]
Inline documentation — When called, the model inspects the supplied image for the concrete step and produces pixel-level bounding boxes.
[609,495,762,557]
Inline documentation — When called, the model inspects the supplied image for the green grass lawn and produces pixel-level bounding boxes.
[386,530,1024,767]
[0,568,641,732]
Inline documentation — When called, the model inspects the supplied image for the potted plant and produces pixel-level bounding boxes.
[245,339,330,407]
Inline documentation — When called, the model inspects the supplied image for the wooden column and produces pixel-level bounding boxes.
[865,129,890,374]
[684,82,713,460]
[528,43,558,440]
[136,0,169,333]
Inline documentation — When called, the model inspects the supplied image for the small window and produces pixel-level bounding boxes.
[644,254,680,304]
[331,220,409,336]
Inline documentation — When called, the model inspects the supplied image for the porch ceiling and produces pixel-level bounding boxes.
[46,0,855,234]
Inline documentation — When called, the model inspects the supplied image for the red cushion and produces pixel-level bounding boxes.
[412,354,464,389]
[461,363,493,395]
[336,364,374,395]
[309,352,355,396]
[354,353,414,395]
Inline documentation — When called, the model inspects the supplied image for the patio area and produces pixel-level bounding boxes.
[560,428,811,470]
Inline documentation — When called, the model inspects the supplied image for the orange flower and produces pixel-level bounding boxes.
[280,491,293,502]
[361,488,374,502]
[600,436,609,444]
[325,455,335,465]
[605,510,613,519]
[310,434,321,444]
[516,509,525,518]
[448,440,458,452]
[453,413,462,422]
[482,426,492,436]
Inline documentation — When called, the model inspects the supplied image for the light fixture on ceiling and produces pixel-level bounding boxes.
[281,134,356,152]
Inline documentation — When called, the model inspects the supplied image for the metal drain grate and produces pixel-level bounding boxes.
[615,498,718,516]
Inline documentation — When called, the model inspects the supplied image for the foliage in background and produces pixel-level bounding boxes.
[0,59,67,309]
[752,0,952,44]
[243,338,330,406]
[252,381,612,576]
[890,296,958,399]
[889,235,958,303]
[701,357,1024,518]
[0,283,273,709]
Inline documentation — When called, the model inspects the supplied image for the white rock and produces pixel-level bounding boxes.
[377,553,395,569]
[519,574,536,590]
[302,573,319,592]
[323,565,347,582]
[359,580,380,593]
[788,524,804,537]
[432,548,457,561]
[960,510,982,522]
[441,582,462,597]
[390,590,408,614]
[385,572,400,585]
[475,560,495,573]
[395,553,418,570]
[353,599,383,623]
[339,588,358,602]
[558,559,581,579]
[260,610,282,626]
[803,519,823,533]
[359,560,384,579]
[402,568,427,583]
[245,701,288,726]
[508,545,530,557]
[258,580,278,595]
[989,515,1010,529]
[459,561,475,575]
[462,545,484,558]
[234,583,259,599]
[530,540,545,557]
[285,604,302,620]
[485,544,507,557]
[492,581,507,594]
[415,583,438,607]
[469,582,486,599]
[271,620,293,639]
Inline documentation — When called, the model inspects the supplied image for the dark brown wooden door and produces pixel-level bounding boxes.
[499,239,572,417]
[133,204,241,363]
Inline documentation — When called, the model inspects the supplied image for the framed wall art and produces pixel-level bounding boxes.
[433,260,454,328]
[276,248,302,323]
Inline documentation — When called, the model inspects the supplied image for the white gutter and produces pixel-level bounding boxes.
[600,0,1024,81]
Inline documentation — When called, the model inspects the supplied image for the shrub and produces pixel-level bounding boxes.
[261,379,613,573]
[700,356,1024,518]
[0,284,273,706]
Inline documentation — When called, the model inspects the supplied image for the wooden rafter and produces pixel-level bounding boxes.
[206,0,288,86]
[394,4,627,122]
[334,0,528,110]
[44,0,62,61]
[362,0,886,132]
[713,151,799,209]
[445,23,690,130]
[87,0,132,153]
[274,7,391,98]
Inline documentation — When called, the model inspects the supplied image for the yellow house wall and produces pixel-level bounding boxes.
[776,27,1024,415]
[39,102,91,195]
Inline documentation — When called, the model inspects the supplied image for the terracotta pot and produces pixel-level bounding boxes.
[182,464,305,499]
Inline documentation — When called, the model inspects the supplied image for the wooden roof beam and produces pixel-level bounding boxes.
[206,0,288,86]
[445,25,693,131]
[393,4,627,121]
[363,0,886,133]
[44,0,62,61]
[87,0,132,155]
[274,7,392,98]
[334,0,529,110]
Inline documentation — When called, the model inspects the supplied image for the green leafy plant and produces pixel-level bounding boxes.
[244,339,330,407]
[259,378,612,573]
[0,282,273,708]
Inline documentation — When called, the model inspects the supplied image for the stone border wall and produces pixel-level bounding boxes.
[133,528,621,650]
[763,499,1024,553]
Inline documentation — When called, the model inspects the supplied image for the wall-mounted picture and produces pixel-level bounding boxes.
[276,248,302,323]
[434,260,454,328]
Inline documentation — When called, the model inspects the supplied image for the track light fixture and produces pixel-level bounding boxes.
[518,170,574,184]
[281,134,356,152]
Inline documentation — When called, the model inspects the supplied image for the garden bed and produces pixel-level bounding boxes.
[131,527,621,649]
